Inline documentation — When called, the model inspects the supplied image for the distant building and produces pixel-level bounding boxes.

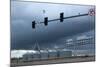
[22,42,72,61]
[66,36,95,47]
[66,36,95,56]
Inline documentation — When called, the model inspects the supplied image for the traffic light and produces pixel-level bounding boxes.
[32,21,36,29]
[44,17,48,26]
[60,12,64,22]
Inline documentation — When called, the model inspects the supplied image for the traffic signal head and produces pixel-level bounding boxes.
[60,12,64,22]
[32,21,36,29]
[44,17,48,26]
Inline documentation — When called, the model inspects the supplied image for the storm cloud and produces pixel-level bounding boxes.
[11,1,95,50]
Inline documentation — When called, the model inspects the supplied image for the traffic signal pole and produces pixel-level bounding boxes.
[32,12,90,29]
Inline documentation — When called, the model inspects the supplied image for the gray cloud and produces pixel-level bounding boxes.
[11,1,95,50]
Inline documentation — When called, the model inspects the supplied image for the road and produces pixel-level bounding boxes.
[11,56,95,67]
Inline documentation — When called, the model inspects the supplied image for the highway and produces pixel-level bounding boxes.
[11,56,95,67]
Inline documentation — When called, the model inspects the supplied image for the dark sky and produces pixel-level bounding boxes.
[11,1,95,50]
